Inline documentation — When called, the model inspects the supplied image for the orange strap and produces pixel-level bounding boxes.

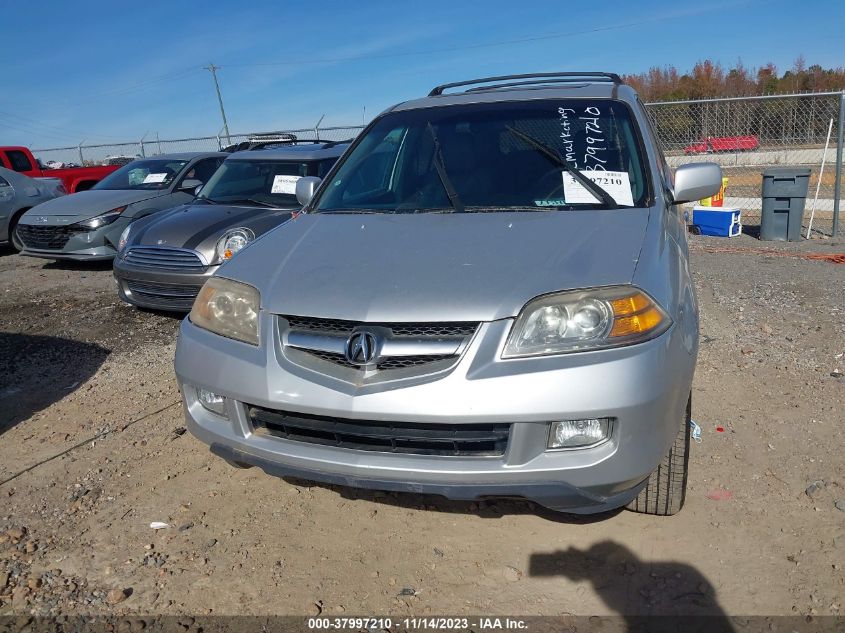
[690,244,845,264]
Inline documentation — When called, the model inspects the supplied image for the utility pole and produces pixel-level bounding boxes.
[204,63,231,144]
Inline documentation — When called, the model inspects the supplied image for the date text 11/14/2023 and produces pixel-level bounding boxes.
[307,617,529,630]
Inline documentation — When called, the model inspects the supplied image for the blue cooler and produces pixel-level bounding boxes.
[692,206,742,237]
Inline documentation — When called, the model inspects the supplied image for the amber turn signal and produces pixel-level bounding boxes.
[609,291,667,338]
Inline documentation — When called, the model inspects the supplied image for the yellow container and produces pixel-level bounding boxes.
[700,177,729,207]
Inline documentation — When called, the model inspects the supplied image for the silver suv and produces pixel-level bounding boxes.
[175,72,723,516]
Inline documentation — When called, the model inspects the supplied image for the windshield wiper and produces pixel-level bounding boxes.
[504,126,619,210]
[317,208,385,214]
[227,198,278,208]
[426,122,465,213]
[195,196,219,204]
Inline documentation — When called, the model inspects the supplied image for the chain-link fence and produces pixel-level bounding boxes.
[645,92,843,237]
[29,93,845,237]
[31,125,365,168]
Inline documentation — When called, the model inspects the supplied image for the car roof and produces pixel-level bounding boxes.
[226,142,350,162]
[144,152,228,161]
[389,73,638,113]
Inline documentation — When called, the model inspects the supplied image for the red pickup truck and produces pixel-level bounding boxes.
[683,135,759,155]
[0,146,120,193]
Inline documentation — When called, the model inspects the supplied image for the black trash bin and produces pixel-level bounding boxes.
[759,167,811,241]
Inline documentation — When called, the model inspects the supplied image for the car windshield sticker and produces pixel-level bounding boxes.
[142,173,168,184]
[534,199,568,207]
[271,174,301,195]
[562,170,634,206]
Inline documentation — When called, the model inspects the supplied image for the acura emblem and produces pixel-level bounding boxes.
[344,330,378,365]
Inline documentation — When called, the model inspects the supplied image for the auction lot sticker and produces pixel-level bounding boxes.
[272,174,301,194]
[562,169,634,206]
[142,172,168,184]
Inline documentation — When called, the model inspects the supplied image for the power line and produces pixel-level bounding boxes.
[59,68,203,107]
[222,13,709,69]
[0,115,92,143]
[0,109,130,141]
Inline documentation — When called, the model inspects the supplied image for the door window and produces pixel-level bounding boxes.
[182,157,225,186]
[6,151,33,173]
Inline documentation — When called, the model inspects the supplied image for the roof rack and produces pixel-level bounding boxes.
[428,72,623,96]
[225,138,351,153]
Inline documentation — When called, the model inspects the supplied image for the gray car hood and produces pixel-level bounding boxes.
[26,189,165,218]
[222,209,651,323]
[130,202,294,262]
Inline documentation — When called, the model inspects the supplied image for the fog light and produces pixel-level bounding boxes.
[548,418,610,449]
[198,388,227,417]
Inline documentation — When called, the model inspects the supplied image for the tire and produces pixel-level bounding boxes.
[626,394,691,516]
[9,210,28,252]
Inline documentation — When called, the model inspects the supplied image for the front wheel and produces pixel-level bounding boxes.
[626,394,691,516]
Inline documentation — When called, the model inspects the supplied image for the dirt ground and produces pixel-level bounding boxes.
[0,234,843,620]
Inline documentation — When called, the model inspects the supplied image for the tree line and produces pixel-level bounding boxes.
[624,58,845,101]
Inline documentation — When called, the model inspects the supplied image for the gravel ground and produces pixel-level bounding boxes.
[0,234,843,619]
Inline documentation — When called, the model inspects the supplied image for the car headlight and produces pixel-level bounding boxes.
[190,277,260,345]
[72,206,128,230]
[117,224,132,252]
[214,228,254,264]
[503,286,671,358]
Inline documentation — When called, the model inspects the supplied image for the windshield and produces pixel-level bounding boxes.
[314,100,650,213]
[198,158,336,207]
[94,159,189,191]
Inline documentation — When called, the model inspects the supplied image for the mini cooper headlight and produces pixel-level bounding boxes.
[214,228,254,264]
[190,277,260,345]
[117,224,132,252]
[503,286,671,358]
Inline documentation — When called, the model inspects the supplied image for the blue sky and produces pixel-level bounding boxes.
[1,0,842,149]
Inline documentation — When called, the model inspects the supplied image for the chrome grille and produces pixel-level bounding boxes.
[280,316,480,375]
[123,247,206,271]
[306,350,455,370]
[283,316,479,338]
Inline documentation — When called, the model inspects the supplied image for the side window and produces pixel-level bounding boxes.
[317,158,337,178]
[7,151,33,173]
[185,158,223,185]
[342,133,403,200]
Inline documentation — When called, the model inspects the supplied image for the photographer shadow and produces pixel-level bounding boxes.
[529,540,737,632]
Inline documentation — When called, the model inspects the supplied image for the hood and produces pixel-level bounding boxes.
[24,189,165,218]
[221,209,651,323]
[129,202,294,262]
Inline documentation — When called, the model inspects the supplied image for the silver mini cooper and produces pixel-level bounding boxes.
[175,72,723,515]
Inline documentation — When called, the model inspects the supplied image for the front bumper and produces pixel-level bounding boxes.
[17,217,127,261]
[175,313,695,514]
[113,256,219,312]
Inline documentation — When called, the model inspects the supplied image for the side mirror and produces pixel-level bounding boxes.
[671,163,723,205]
[180,178,203,192]
[295,176,322,206]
